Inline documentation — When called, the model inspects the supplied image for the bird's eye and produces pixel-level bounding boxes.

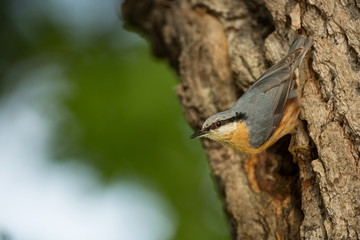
[215,121,222,127]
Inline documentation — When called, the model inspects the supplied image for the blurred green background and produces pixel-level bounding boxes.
[0,0,229,239]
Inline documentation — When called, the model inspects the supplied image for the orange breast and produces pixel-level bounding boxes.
[222,98,300,154]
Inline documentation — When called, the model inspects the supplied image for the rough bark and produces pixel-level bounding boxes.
[122,0,360,239]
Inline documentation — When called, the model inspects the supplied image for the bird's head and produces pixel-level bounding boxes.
[190,111,248,142]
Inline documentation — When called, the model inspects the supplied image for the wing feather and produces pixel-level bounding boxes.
[246,36,312,146]
[249,50,301,135]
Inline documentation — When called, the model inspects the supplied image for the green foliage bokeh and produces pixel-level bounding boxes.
[0,0,229,239]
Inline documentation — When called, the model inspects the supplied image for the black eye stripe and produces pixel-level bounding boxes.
[207,112,247,130]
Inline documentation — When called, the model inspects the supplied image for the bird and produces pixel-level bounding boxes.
[190,35,312,154]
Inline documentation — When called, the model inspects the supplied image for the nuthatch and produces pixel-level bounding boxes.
[190,35,312,154]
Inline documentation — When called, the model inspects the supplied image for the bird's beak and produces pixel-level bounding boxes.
[189,130,208,139]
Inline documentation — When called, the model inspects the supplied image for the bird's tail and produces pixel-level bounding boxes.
[288,35,313,68]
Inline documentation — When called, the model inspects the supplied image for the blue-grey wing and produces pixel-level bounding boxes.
[250,54,296,128]
[232,36,312,148]
[244,66,294,148]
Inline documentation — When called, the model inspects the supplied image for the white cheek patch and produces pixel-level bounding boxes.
[215,122,237,136]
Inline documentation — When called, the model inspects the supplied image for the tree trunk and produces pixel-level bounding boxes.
[122,0,360,239]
